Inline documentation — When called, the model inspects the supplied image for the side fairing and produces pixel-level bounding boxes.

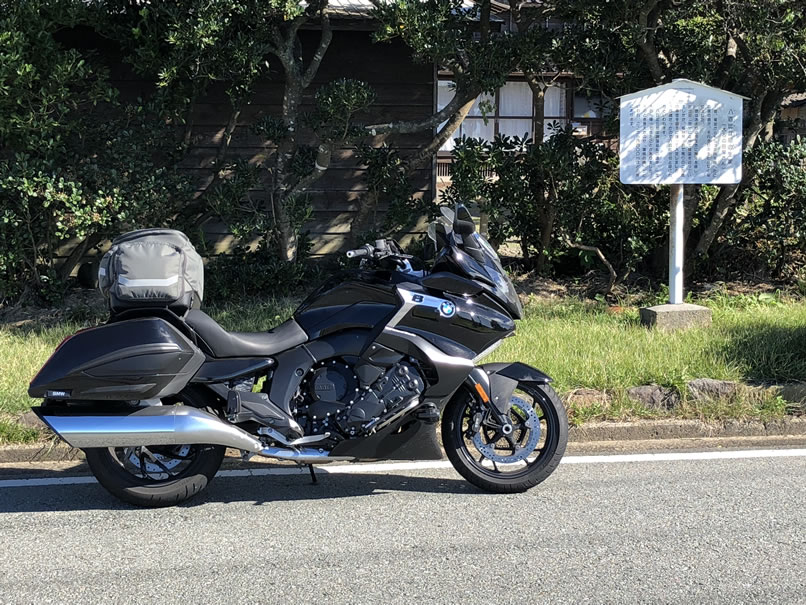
[294,277,398,339]
[394,291,515,357]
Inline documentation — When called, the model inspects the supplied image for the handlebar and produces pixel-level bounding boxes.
[346,239,413,262]
[346,245,373,259]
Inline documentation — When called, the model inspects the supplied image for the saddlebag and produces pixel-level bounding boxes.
[98,228,204,314]
[28,317,205,400]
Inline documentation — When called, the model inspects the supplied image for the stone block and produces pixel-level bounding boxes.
[627,384,680,410]
[639,303,712,330]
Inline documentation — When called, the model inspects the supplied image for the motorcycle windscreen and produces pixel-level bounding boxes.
[29,318,205,401]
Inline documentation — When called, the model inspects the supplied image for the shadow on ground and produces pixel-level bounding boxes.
[0,469,477,514]
[715,324,806,383]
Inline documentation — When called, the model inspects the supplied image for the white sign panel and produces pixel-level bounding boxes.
[619,79,744,185]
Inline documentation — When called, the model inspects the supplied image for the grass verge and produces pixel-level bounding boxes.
[1,292,804,442]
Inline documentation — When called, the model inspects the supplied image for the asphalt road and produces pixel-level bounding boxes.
[1,452,804,604]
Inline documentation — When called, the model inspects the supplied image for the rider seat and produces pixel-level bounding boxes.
[184,310,308,358]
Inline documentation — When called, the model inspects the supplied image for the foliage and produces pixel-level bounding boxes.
[720,139,806,276]
[446,129,667,277]
[352,144,437,241]
[372,0,519,97]
[541,0,806,266]
[204,242,323,303]
[0,2,192,303]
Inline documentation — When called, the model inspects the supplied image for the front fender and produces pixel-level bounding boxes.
[465,362,552,415]
[478,362,552,384]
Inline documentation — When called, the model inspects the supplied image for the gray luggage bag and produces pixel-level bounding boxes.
[98,229,204,314]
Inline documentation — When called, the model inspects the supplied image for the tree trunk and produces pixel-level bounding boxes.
[693,89,782,260]
[349,190,378,246]
[58,232,104,281]
[535,204,556,273]
[682,184,698,246]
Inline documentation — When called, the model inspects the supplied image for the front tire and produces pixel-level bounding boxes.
[442,382,568,493]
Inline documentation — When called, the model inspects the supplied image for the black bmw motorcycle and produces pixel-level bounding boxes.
[29,205,567,507]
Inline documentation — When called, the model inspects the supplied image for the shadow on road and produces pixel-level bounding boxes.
[0,469,478,513]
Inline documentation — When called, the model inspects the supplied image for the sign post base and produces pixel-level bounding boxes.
[639,303,712,331]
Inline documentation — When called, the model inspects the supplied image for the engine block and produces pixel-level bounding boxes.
[300,359,424,437]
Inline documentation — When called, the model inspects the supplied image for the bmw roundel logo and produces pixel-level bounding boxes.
[439,300,456,317]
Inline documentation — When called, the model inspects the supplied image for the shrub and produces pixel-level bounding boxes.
[0,2,192,303]
[204,242,325,303]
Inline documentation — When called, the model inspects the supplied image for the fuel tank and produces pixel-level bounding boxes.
[29,318,205,401]
[294,274,399,338]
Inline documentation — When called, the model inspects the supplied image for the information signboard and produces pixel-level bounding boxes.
[618,80,745,307]
[619,79,744,185]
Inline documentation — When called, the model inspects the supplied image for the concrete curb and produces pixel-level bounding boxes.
[2,417,805,464]
[567,417,806,441]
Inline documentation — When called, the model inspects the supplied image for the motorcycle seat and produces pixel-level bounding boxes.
[184,310,308,358]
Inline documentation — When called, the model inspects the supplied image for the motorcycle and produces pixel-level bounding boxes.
[29,204,567,507]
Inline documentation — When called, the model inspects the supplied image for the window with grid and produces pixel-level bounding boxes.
[438,79,608,150]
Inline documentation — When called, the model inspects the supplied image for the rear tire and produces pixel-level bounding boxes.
[442,382,568,493]
[85,443,225,508]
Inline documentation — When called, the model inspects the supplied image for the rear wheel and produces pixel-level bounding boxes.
[84,389,225,507]
[442,382,568,493]
[85,442,225,507]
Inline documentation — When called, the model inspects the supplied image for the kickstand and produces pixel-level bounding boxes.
[308,464,318,485]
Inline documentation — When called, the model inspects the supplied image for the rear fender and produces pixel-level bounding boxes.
[465,362,552,415]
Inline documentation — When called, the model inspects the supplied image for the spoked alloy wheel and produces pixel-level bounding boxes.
[442,382,568,493]
[84,390,226,508]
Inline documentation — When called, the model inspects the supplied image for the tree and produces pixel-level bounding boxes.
[535,0,806,263]
[97,0,521,259]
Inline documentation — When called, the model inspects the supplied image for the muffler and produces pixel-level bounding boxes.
[35,406,354,463]
[36,405,263,452]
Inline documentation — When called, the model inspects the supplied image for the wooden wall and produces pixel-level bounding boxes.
[179,29,436,257]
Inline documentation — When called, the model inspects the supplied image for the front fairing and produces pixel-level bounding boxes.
[433,239,522,319]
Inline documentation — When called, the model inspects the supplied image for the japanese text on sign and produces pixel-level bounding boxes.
[619,81,743,185]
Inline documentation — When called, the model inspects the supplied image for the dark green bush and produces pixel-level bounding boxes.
[445,130,667,279]
[204,243,325,303]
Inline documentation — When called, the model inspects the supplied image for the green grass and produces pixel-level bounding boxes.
[1,293,804,442]
[487,294,806,425]
[490,296,806,392]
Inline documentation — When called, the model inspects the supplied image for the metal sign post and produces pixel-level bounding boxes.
[669,184,684,305]
[619,79,746,328]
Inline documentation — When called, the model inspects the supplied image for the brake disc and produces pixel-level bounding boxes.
[471,395,541,464]
[123,445,191,476]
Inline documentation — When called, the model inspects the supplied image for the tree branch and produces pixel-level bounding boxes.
[403,96,476,173]
[302,13,332,88]
[636,0,665,84]
[365,84,480,135]
[479,0,491,43]
[716,34,738,89]
[285,143,333,200]
[568,241,618,294]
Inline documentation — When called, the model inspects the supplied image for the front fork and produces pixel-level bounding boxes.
[464,363,554,433]
[465,367,518,434]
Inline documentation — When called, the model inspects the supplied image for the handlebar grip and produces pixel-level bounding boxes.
[346,246,371,259]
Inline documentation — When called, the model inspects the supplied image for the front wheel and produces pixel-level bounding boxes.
[442,382,568,493]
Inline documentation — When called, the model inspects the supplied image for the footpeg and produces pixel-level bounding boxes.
[415,403,440,424]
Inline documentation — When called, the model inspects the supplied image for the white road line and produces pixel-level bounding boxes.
[1,448,805,489]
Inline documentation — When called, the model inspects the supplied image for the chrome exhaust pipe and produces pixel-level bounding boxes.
[258,446,353,464]
[38,406,354,463]
[37,406,263,452]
